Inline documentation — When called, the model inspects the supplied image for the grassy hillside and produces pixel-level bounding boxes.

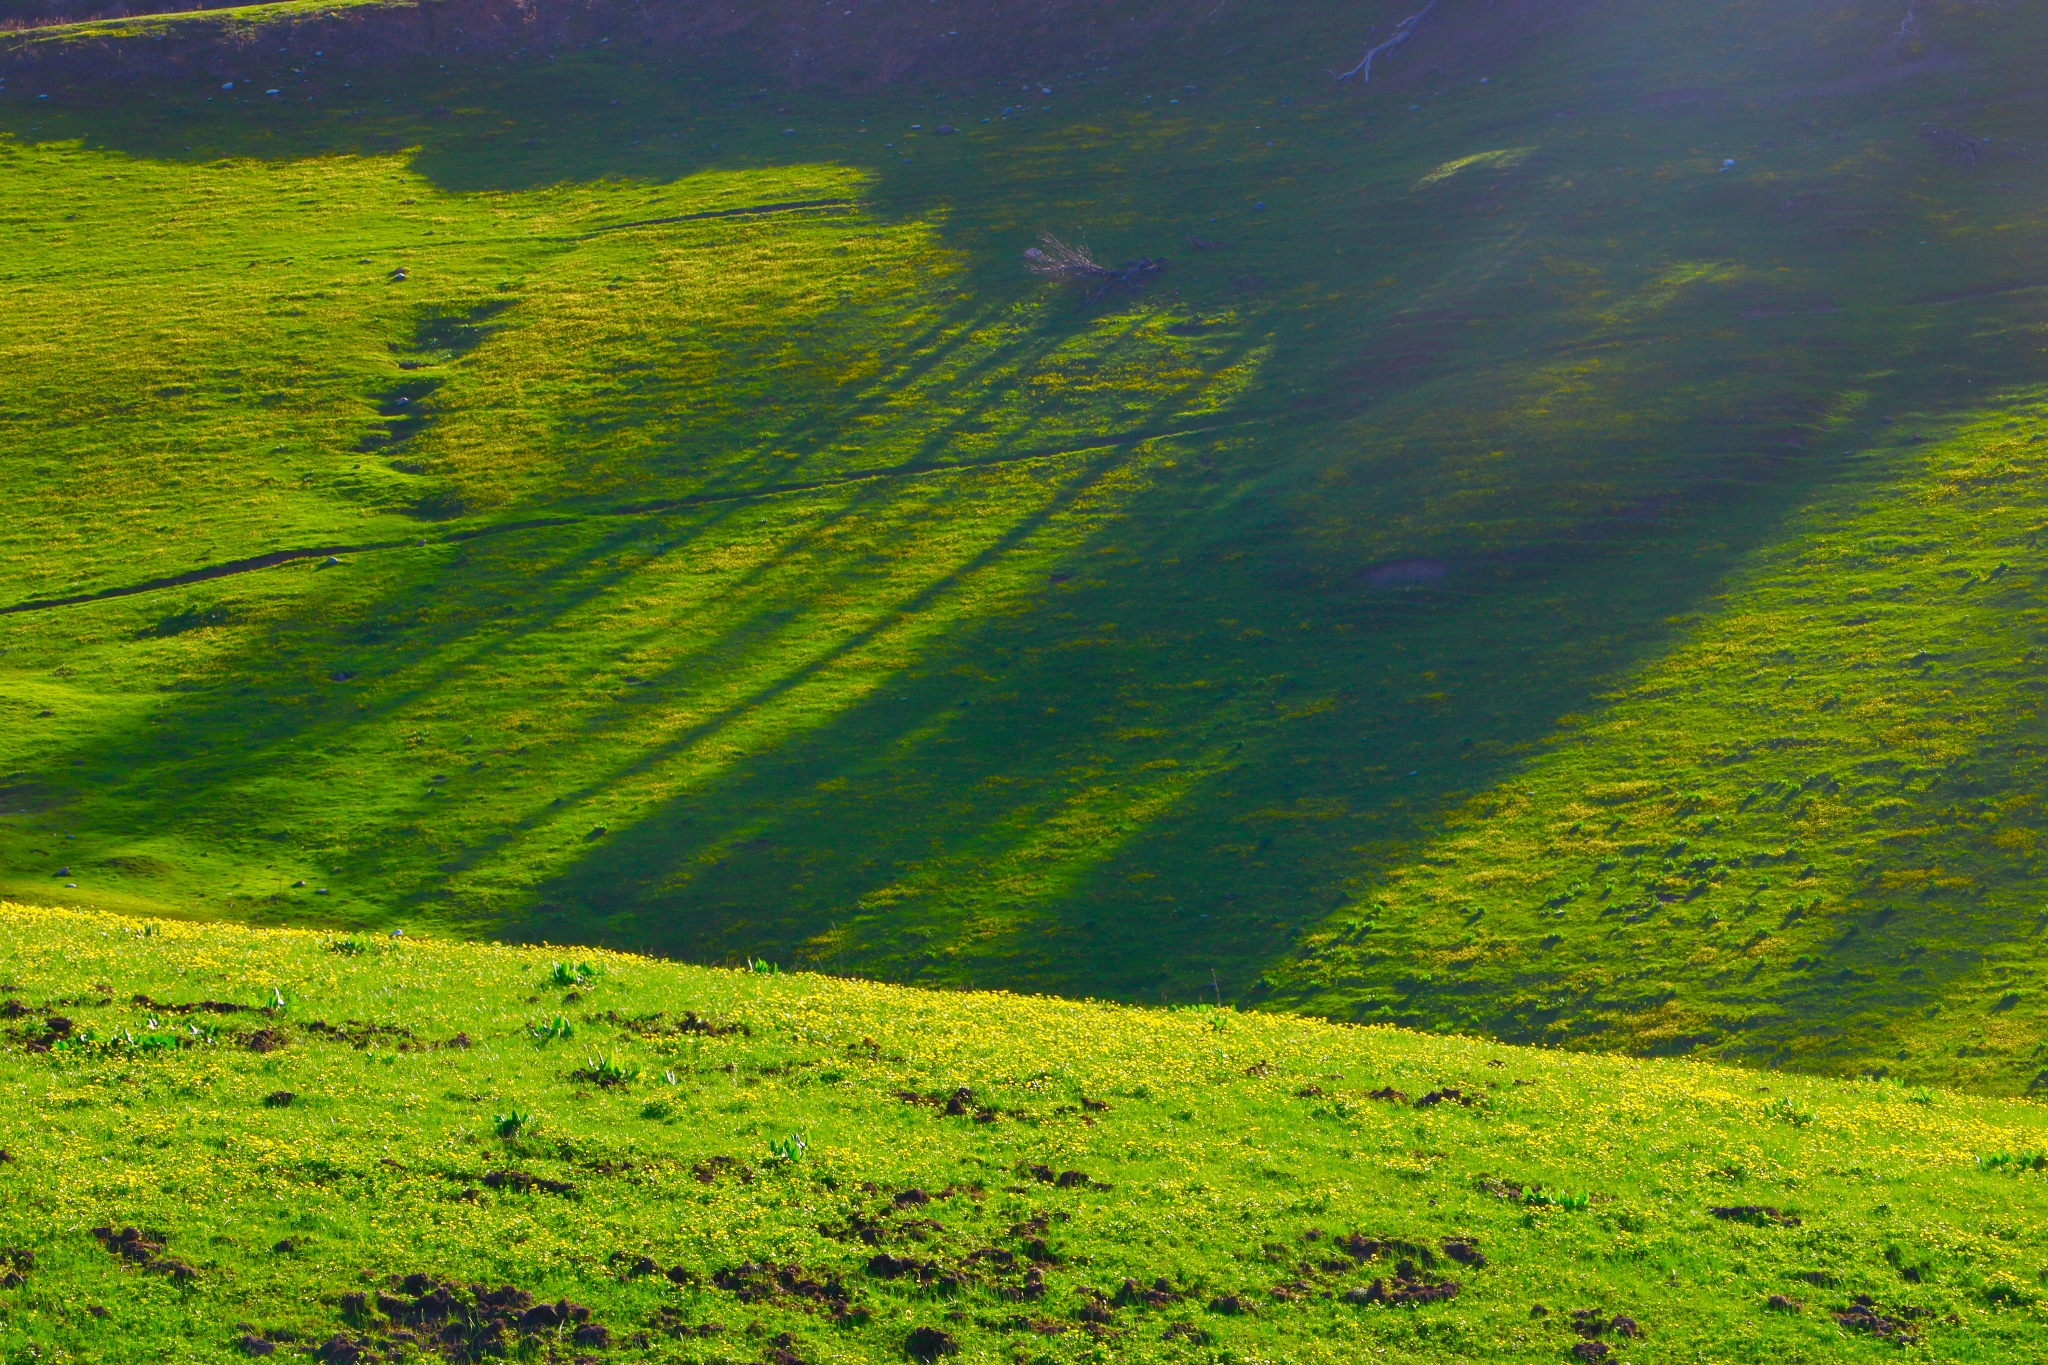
[4,0,2048,1088]
[2,902,2048,1363]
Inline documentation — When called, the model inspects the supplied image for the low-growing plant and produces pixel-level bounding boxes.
[548,961,599,988]
[747,958,779,976]
[1520,1185,1591,1211]
[767,1131,809,1163]
[492,1109,531,1138]
[528,1015,574,1044]
[1977,1151,2048,1175]
[576,1052,639,1087]
[1767,1097,1816,1128]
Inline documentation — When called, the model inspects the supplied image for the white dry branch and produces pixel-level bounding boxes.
[1333,0,1441,82]
[1021,234,1166,301]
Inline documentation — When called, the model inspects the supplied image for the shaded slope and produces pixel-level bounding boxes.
[2,0,2048,1090]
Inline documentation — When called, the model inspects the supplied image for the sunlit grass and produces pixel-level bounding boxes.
[2,902,2048,1362]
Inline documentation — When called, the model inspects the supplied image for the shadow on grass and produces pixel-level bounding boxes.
[14,7,2048,1067]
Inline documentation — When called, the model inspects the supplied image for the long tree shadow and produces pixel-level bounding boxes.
[10,0,2047,1078]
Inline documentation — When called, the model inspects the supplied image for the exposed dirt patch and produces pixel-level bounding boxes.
[584,1008,747,1038]
[331,1275,614,1363]
[132,993,255,1015]
[1708,1204,1801,1227]
[479,1169,575,1196]
[1833,1294,1921,1344]
[90,1224,195,1280]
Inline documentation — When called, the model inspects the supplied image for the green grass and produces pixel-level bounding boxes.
[5,902,2048,1363]
[4,0,2048,1089]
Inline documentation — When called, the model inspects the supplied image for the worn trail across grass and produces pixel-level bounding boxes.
[3,904,2048,1363]
[5,0,2048,1090]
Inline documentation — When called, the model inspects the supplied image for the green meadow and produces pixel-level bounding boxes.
[4,0,2048,1094]
[4,903,2048,1363]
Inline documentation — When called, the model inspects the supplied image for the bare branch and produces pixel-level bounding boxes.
[1922,123,1983,167]
[1333,0,1440,83]
[1021,234,1115,285]
[1021,234,1166,302]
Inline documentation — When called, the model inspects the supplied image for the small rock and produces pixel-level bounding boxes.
[236,1335,276,1357]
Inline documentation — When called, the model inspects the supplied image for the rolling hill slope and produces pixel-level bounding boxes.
[1,903,2047,1363]
[3,0,2048,1088]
